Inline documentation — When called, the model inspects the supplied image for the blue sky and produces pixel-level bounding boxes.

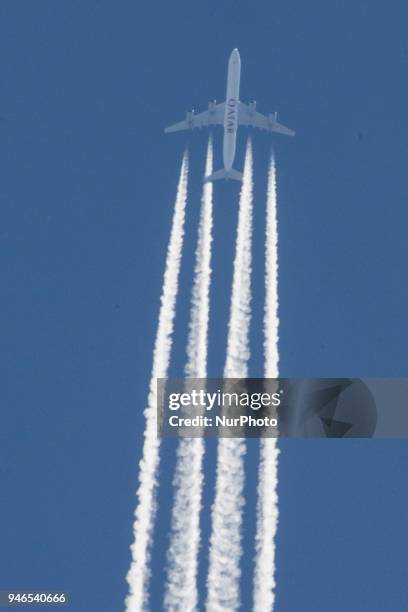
[1,1,408,610]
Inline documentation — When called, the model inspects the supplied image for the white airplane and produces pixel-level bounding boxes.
[164,48,295,183]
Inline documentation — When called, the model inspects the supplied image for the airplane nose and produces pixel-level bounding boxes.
[228,48,241,68]
[231,48,240,61]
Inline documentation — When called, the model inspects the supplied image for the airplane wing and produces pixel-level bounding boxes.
[165,102,225,133]
[238,102,295,137]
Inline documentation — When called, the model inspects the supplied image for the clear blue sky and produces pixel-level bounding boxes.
[1,1,408,610]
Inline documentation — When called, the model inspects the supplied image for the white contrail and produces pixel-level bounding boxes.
[206,139,253,611]
[263,153,279,380]
[253,153,280,612]
[164,139,214,612]
[126,152,189,612]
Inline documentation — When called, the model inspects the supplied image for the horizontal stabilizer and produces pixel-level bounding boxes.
[203,168,243,183]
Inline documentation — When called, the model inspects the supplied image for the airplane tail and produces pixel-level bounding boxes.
[203,168,243,183]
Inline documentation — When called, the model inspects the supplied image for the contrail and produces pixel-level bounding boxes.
[206,139,253,611]
[126,152,189,612]
[253,153,280,612]
[164,138,214,612]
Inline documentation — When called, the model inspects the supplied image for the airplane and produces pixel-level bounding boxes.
[164,48,295,183]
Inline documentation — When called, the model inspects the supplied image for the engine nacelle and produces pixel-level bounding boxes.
[186,110,195,122]
[248,101,256,115]
[269,111,278,124]
[208,100,217,113]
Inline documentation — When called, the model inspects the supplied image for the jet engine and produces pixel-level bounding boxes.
[248,101,256,115]
[269,111,278,124]
[186,110,195,125]
[208,100,217,113]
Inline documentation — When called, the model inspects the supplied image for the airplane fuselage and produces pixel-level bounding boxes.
[223,49,241,172]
